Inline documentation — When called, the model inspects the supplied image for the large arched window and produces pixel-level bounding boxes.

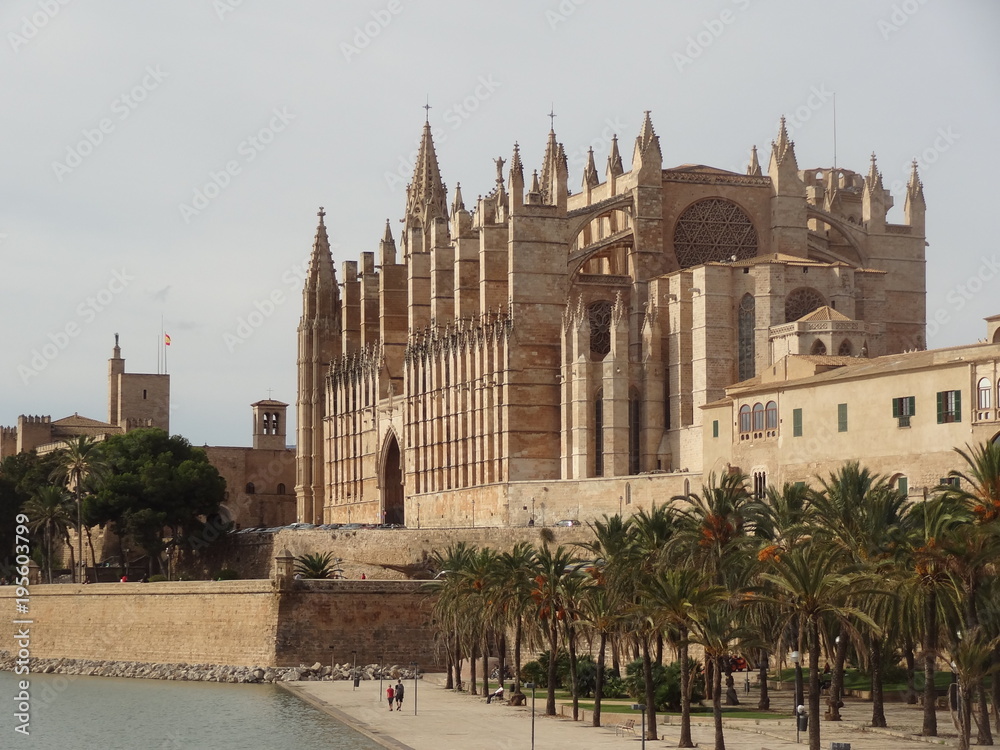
[738,293,755,381]
[978,377,992,409]
[765,401,778,431]
[752,403,765,432]
[672,198,758,269]
[837,340,853,356]
[785,287,826,322]
[628,388,641,475]
[739,405,751,434]
[588,301,613,359]
[595,390,604,477]
[810,339,827,355]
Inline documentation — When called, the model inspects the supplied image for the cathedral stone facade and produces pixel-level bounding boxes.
[295,112,927,527]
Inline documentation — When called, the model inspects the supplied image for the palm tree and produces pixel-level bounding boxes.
[293,551,338,578]
[756,541,881,750]
[494,542,537,696]
[425,542,477,690]
[576,584,621,727]
[530,543,580,716]
[23,486,74,583]
[644,567,726,747]
[948,628,1000,750]
[51,436,107,581]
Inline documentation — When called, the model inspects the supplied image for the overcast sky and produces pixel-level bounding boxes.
[2,1,998,448]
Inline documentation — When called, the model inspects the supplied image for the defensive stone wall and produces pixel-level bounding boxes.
[0,579,440,670]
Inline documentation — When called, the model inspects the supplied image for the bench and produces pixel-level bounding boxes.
[615,718,636,736]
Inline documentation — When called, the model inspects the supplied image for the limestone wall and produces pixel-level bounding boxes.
[0,579,442,670]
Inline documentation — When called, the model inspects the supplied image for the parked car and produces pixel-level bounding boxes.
[554,519,582,527]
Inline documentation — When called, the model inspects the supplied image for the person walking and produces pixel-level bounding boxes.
[386,684,394,710]
[394,679,405,711]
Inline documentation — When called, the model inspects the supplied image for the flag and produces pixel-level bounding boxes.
[164,333,171,346]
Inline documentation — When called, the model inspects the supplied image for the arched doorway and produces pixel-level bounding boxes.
[382,434,404,525]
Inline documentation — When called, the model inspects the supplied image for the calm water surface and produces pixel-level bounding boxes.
[1,670,385,750]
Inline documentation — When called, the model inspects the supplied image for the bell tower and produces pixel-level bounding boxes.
[252,398,288,450]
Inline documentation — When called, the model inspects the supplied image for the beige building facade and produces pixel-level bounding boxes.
[703,329,1000,497]
[296,111,928,527]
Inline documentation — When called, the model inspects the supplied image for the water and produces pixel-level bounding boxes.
[1,671,386,749]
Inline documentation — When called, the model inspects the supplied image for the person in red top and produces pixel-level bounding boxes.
[386,685,394,710]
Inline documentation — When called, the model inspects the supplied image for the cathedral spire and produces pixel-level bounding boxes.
[747,145,762,176]
[508,142,524,211]
[636,110,660,156]
[452,181,465,215]
[540,126,560,204]
[404,121,449,252]
[305,207,337,296]
[770,115,798,168]
[906,159,925,205]
[865,152,884,192]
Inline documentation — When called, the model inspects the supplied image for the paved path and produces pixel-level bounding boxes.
[283,676,972,750]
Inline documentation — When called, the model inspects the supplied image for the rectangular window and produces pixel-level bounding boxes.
[837,403,848,433]
[936,390,962,424]
[897,477,908,497]
[712,420,719,438]
[792,408,802,437]
[892,396,915,427]
[939,476,960,488]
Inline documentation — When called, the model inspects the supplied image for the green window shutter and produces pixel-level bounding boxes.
[937,391,944,424]
[794,481,806,489]
[712,420,719,438]
[908,396,915,416]
[838,403,848,432]
[954,390,961,422]
[898,477,908,497]
[793,408,802,437]
[892,398,899,418]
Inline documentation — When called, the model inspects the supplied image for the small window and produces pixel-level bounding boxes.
[277,483,286,494]
[143,389,147,399]
[896,477,908,497]
[712,420,719,438]
[837,403,848,433]
[892,396,915,428]
[792,408,803,437]
[939,476,960,488]
[752,403,765,432]
[246,482,256,494]
[937,390,961,424]
[753,470,766,499]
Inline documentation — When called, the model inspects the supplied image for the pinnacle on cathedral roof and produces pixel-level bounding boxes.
[607,134,623,177]
[379,219,396,266]
[636,110,660,156]
[906,159,925,204]
[529,169,541,195]
[309,206,334,274]
[452,182,466,215]
[771,115,798,166]
[583,147,599,189]
[540,126,561,203]
[865,152,884,193]
[746,145,762,176]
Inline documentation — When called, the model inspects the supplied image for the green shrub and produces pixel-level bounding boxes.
[601,675,628,699]
[215,568,240,580]
[623,658,704,712]
[147,574,168,583]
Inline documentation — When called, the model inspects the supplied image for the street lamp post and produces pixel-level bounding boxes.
[631,703,647,749]
[411,662,418,716]
[525,682,536,750]
[791,650,804,744]
[352,650,357,691]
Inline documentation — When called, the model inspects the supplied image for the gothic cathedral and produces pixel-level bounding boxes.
[295,112,926,527]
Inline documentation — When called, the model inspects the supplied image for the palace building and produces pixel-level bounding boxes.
[296,111,931,528]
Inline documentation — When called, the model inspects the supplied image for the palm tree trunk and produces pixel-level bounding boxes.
[922,591,938,736]
[976,681,993,745]
[725,659,739,705]
[514,619,523,694]
[992,648,1000,733]
[757,648,770,710]
[454,624,463,691]
[546,617,558,715]
[870,636,887,728]
[679,634,694,748]
[567,622,579,721]
[593,631,607,727]
[444,634,454,690]
[713,654,726,750]
[656,631,663,665]
[498,631,507,693]
[612,636,620,676]
[827,633,848,720]
[481,637,489,697]
[808,618,822,750]
[641,635,658,741]
[470,639,478,695]
[958,684,973,750]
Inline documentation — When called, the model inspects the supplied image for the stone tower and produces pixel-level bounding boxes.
[295,209,340,523]
[252,399,288,450]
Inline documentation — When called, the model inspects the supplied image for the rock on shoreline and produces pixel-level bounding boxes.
[0,653,418,684]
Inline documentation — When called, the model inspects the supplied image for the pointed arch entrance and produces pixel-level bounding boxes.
[381,433,404,525]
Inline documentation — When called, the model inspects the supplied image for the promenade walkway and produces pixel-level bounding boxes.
[284,675,971,750]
